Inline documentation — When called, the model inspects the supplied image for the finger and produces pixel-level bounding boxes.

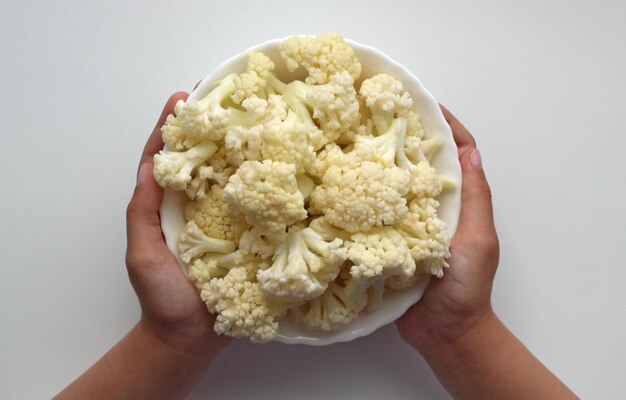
[439,104,477,154]
[126,162,169,266]
[455,148,497,241]
[138,91,189,170]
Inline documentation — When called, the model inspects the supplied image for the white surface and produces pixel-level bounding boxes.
[159,36,462,345]
[1,0,625,398]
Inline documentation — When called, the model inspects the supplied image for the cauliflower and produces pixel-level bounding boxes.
[283,71,360,142]
[403,110,425,138]
[293,280,367,331]
[157,33,454,342]
[280,32,361,84]
[201,267,287,343]
[184,185,249,243]
[296,173,316,199]
[310,122,413,232]
[166,74,238,141]
[359,73,413,134]
[161,100,202,151]
[223,124,264,166]
[188,250,241,289]
[309,217,351,242]
[232,52,286,103]
[344,228,416,299]
[238,226,287,260]
[256,111,323,174]
[386,268,430,291]
[185,165,231,200]
[223,160,308,234]
[396,197,451,277]
[404,135,442,163]
[153,140,218,191]
[223,95,291,167]
[189,250,265,289]
[310,158,409,233]
[177,221,237,263]
[257,227,347,301]
[355,117,444,198]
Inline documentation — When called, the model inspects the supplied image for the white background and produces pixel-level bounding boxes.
[1,1,625,399]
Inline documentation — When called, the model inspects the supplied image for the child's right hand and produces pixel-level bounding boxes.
[396,105,500,351]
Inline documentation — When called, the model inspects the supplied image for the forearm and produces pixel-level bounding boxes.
[417,313,577,400]
[54,321,217,400]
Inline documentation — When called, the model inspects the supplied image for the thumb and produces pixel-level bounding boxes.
[456,148,497,239]
[126,162,169,266]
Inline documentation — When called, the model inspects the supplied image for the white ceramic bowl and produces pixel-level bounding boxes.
[160,36,462,346]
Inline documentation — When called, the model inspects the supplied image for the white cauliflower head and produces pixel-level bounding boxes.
[279,32,361,85]
[293,280,367,331]
[310,153,410,233]
[396,197,451,278]
[201,267,286,343]
[359,73,413,134]
[184,185,249,244]
[344,227,416,298]
[153,141,218,191]
[223,160,308,234]
[257,227,348,301]
[177,220,237,264]
[283,71,360,143]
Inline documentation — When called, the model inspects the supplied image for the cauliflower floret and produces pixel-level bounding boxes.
[232,52,287,103]
[223,124,263,166]
[395,197,451,278]
[184,185,249,244]
[404,135,443,163]
[177,221,237,263]
[355,117,444,198]
[344,228,416,299]
[283,71,360,143]
[172,74,238,141]
[279,32,361,85]
[359,73,413,134]
[309,217,351,242]
[153,140,218,191]
[223,160,308,234]
[201,267,287,343]
[161,100,203,151]
[223,95,289,167]
[238,226,287,260]
[405,161,442,199]
[164,71,279,149]
[293,280,367,331]
[189,250,266,290]
[386,268,430,291]
[310,153,410,233]
[185,165,232,200]
[259,110,325,174]
[257,227,348,301]
[402,110,425,139]
[308,143,346,179]
[296,173,315,199]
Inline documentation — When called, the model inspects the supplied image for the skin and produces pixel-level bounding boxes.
[395,106,577,399]
[55,92,230,400]
[55,95,576,399]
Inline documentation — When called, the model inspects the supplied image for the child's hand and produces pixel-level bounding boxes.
[396,105,500,351]
[126,93,231,358]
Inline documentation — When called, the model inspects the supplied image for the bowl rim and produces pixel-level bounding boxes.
[160,35,462,346]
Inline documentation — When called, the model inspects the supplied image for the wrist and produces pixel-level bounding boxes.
[417,310,507,372]
[401,303,496,356]
[137,318,228,365]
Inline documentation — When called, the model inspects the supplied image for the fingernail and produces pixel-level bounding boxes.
[137,163,149,185]
[470,149,482,169]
